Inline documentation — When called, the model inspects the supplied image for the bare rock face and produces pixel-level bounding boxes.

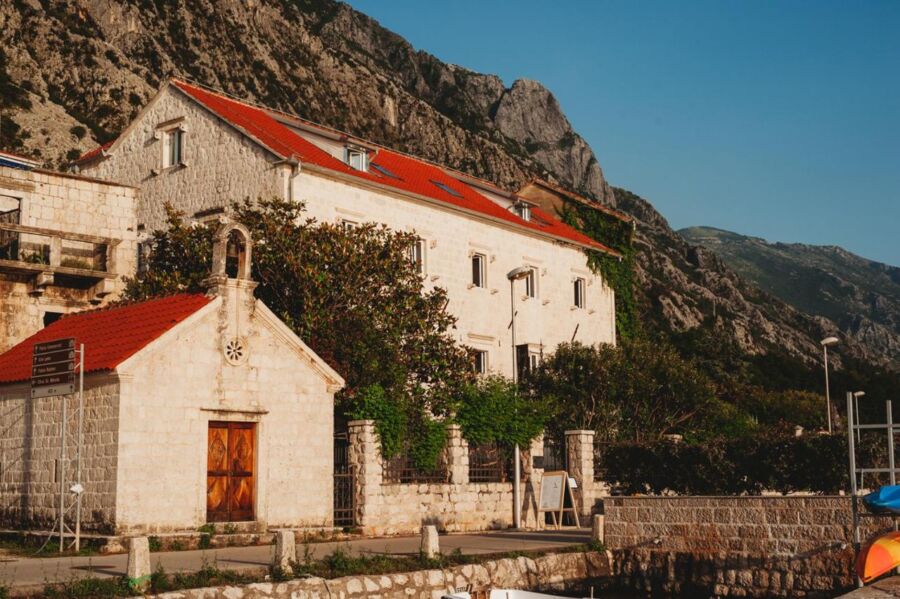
[494,79,614,205]
[0,0,889,367]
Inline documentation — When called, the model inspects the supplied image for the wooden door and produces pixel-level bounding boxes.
[207,421,255,522]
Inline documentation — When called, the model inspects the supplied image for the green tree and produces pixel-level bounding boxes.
[528,338,717,442]
[125,199,472,429]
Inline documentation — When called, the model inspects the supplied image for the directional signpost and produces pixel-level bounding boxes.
[32,338,76,399]
[31,337,84,551]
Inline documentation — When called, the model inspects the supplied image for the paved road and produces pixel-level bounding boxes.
[0,528,589,589]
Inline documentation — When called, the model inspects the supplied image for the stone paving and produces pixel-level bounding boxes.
[0,528,589,589]
[839,577,900,598]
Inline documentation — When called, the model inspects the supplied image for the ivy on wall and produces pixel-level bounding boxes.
[559,201,638,341]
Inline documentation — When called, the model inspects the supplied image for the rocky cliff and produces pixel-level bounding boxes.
[680,226,899,367]
[0,0,890,368]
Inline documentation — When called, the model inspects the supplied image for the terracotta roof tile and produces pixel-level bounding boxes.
[169,81,617,254]
[0,294,212,384]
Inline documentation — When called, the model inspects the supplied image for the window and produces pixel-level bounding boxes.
[408,238,425,274]
[346,147,368,171]
[471,253,486,288]
[162,128,184,168]
[514,202,531,222]
[430,180,464,198]
[524,268,537,298]
[340,218,359,229]
[43,311,63,327]
[0,195,21,261]
[473,350,489,374]
[574,277,586,309]
[371,163,400,179]
[516,344,541,380]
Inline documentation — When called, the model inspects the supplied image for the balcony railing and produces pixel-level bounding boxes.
[0,222,119,280]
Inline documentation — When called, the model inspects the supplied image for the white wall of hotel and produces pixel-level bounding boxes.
[80,85,617,378]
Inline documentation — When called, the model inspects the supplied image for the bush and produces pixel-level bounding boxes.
[602,431,870,495]
[455,375,545,448]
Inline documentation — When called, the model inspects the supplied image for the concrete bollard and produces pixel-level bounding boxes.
[421,525,439,558]
[126,536,152,591]
[591,514,604,544]
[274,530,296,574]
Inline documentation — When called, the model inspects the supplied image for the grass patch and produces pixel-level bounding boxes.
[0,533,99,558]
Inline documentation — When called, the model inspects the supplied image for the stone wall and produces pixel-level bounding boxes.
[604,496,894,597]
[143,550,612,599]
[0,376,121,532]
[0,165,137,352]
[80,85,286,234]
[348,420,549,536]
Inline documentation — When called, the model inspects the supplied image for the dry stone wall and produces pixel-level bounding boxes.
[141,550,612,599]
[604,496,894,597]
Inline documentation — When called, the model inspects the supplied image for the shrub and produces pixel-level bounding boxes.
[601,431,870,495]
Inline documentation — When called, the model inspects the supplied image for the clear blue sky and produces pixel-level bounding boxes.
[345,1,899,266]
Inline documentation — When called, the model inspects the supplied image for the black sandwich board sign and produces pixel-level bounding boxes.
[31,338,76,399]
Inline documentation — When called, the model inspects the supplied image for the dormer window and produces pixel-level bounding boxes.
[345,147,368,171]
[513,202,531,222]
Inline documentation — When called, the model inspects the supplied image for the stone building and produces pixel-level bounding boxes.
[0,150,137,353]
[76,79,626,378]
[0,224,343,533]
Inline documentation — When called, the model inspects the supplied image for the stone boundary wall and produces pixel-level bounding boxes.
[142,550,612,599]
[347,422,606,536]
[348,421,545,536]
[604,496,894,597]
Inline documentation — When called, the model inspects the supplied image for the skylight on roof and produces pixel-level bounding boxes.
[430,180,464,198]
[371,163,401,179]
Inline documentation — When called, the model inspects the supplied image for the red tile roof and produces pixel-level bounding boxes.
[75,79,617,254]
[75,140,114,164]
[120,80,613,254]
[0,294,212,384]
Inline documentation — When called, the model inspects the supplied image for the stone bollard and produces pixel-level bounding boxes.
[591,514,604,544]
[421,525,439,559]
[274,530,296,574]
[126,536,152,592]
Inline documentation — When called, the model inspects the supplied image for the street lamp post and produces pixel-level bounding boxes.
[821,336,839,434]
[853,391,866,443]
[507,266,531,531]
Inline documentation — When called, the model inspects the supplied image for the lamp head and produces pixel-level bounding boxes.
[820,336,839,346]
[507,266,531,281]
[853,391,866,398]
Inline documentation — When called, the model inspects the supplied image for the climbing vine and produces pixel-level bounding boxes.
[560,201,639,341]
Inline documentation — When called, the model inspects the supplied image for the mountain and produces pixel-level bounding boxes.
[0,0,890,369]
[679,226,899,367]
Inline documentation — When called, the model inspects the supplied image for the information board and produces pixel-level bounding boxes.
[538,470,567,512]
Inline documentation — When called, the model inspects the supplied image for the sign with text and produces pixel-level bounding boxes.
[31,338,76,399]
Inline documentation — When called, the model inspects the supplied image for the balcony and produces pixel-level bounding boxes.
[0,222,120,296]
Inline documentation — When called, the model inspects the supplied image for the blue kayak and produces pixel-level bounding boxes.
[863,486,900,515]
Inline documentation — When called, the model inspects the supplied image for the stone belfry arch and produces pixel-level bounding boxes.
[204,221,258,367]
[210,222,253,282]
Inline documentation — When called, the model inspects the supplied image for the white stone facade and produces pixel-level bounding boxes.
[80,84,617,377]
[0,282,342,534]
[0,166,137,352]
